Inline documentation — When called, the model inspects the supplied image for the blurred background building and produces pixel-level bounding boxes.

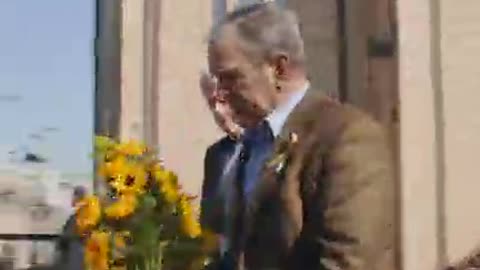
[94,0,480,269]
[0,0,94,268]
[0,157,91,269]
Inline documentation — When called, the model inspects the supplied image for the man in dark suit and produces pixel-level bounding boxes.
[54,186,86,270]
[200,72,244,252]
[204,2,397,270]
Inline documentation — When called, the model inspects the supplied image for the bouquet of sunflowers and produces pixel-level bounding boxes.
[75,136,216,270]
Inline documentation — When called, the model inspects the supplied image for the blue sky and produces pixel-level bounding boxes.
[0,0,94,173]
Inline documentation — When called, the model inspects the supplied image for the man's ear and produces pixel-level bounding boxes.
[272,53,289,79]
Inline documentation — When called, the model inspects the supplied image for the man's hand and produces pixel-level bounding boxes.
[199,71,243,139]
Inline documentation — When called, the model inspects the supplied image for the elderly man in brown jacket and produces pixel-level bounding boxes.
[202,2,397,270]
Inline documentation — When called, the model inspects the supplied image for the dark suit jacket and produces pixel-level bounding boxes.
[201,136,239,235]
[218,90,397,270]
[54,214,84,270]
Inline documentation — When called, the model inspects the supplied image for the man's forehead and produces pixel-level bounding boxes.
[208,28,244,69]
[209,49,239,72]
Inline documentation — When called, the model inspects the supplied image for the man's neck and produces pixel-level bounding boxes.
[265,79,310,137]
[274,78,309,107]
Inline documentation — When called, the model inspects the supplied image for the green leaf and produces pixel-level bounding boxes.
[140,194,157,211]
[95,135,116,152]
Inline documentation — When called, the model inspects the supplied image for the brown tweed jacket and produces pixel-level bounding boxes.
[203,89,398,270]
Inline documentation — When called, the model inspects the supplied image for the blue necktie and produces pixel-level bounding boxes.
[241,121,274,196]
[223,121,274,269]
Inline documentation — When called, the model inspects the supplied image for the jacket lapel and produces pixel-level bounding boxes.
[241,90,328,243]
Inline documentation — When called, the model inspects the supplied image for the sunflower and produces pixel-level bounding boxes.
[105,194,138,219]
[98,156,129,178]
[115,140,146,156]
[99,155,147,195]
[147,161,163,175]
[178,195,202,238]
[107,162,147,195]
[151,164,172,183]
[76,196,101,235]
[85,230,110,270]
[154,169,179,204]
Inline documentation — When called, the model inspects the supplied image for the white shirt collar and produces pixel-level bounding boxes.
[265,82,310,137]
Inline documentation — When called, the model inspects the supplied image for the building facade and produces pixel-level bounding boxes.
[0,164,85,268]
[397,0,480,269]
[95,0,480,269]
[95,0,341,196]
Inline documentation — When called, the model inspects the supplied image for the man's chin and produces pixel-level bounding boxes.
[237,119,260,129]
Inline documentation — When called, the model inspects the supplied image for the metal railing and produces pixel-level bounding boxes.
[0,234,58,241]
[0,234,59,270]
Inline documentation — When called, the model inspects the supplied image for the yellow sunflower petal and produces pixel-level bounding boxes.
[155,169,179,203]
[104,194,138,219]
[153,169,177,184]
[85,230,110,270]
[115,140,146,156]
[162,181,179,204]
[181,213,202,238]
[179,196,201,238]
[104,160,147,195]
[99,156,128,178]
[75,196,101,235]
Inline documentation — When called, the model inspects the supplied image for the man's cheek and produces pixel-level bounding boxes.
[228,92,250,112]
[214,102,231,117]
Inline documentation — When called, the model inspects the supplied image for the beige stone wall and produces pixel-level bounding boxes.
[96,1,480,268]
[398,0,480,268]
[119,0,146,141]
[155,0,221,196]
[397,0,441,269]
[151,0,341,196]
[96,0,341,196]
[440,0,480,263]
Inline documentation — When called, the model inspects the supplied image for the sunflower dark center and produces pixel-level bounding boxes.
[125,175,135,186]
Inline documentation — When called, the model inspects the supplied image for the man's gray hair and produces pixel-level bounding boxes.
[210,2,305,67]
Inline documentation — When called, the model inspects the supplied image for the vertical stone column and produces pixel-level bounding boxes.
[397,0,443,269]
[95,0,147,142]
[119,0,146,141]
[94,0,123,193]
[440,0,480,263]
[94,0,122,139]
[142,0,161,147]
[155,0,220,196]
[343,0,369,105]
